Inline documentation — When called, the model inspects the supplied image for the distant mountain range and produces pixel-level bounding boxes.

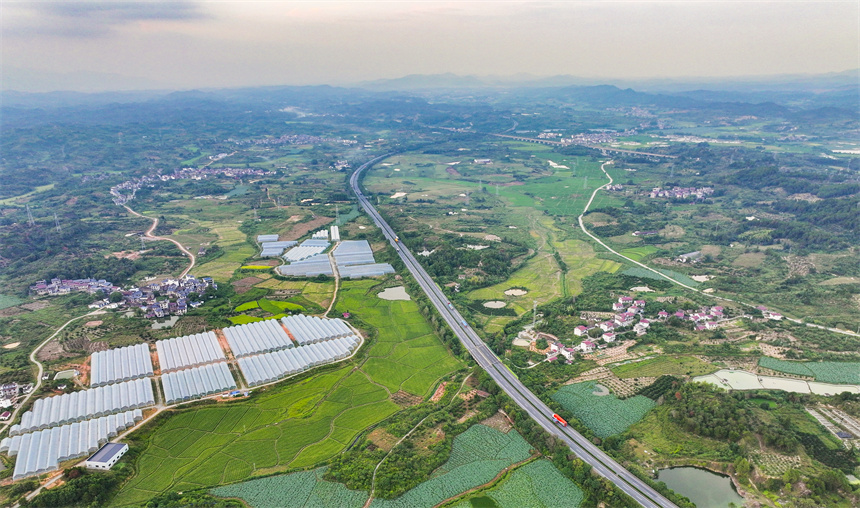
[356,69,859,93]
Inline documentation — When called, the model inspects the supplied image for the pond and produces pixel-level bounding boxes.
[657,467,743,508]
[377,286,411,301]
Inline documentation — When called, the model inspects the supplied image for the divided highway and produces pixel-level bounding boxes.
[350,156,677,508]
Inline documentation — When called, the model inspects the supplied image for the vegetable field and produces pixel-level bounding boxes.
[480,459,584,508]
[369,424,533,508]
[551,382,656,438]
[211,467,366,508]
[758,357,860,385]
[621,266,700,287]
[0,294,24,310]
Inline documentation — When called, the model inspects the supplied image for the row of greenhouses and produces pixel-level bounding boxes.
[238,336,360,386]
[3,409,142,480]
[223,319,293,358]
[162,363,237,405]
[10,379,154,436]
[90,343,154,387]
[280,315,354,346]
[155,332,225,373]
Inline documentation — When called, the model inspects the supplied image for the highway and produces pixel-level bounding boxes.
[350,155,677,508]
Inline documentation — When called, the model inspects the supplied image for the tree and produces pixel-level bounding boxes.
[109,291,123,303]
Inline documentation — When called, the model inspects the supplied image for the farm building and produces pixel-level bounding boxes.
[9,379,154,436]
[280,315,354,346]
[162,362,237,405]
[339,264,395,278]
[256,234,279,243]
[238,336,360,386]
[84,442,128,470]
[155,332,225,373]
[90,343,154,387]
[3,409,141,480]
[222,319,293,358]
[330,225,340,241]
[276,254,334,277]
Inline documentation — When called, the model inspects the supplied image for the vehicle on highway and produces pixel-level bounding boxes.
[552,413,568,427]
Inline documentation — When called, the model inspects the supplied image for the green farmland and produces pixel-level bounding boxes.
[113,280,462,506]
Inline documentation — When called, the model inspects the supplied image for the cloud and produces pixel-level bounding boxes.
[4,1,208,37]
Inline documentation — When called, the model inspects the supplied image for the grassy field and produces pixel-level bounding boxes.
[618,246,658,262]
[610,356,719,379]
[0,294,25,310]
[113,281,462,505]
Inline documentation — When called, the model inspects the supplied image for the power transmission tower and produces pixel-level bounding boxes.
[140,236,146,251]
[26,204,35,226]
[335,204,340,225]
[532,300,537,329]
[53,212,61,232]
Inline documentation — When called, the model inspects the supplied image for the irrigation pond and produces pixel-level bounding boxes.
[657,467,743,508]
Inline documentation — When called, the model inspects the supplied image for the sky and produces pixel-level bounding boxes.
[2,0,858,92]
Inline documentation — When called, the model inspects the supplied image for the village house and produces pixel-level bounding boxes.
[574,325,589,337]
[602,332,617,343]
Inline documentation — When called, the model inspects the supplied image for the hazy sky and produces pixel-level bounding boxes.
[2,0,858,92]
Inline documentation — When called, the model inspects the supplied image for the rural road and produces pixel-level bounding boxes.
[124,205,196,278]
[350,155,678,508]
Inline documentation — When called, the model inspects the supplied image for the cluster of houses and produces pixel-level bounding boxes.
[110,166,273,205]
[85,275,215,319]
[30,278,121,297]
[544,295,733,363]
[228,134,357,147]
[648,186,715,200]
[31,276,215,320]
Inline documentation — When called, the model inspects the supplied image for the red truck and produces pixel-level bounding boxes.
[552,413,568,427]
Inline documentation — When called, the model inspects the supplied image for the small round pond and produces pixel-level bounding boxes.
[657,467,743,508]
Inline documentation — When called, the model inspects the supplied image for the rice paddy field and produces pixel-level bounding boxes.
[112,280,462,506]
[551,382,656,438]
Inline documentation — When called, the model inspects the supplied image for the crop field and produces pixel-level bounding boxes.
[211,425,533,508]
[211,467,367,507]
[758,357,860,385]
[464,459,584,508]
[255,278,335,309]
[369,424,533,508]
[113,280,460,505]
[611,356,718,379]
[0,294,24,310]
[551,382,656,438]
[621,266,701,287]
[618,246,658,262]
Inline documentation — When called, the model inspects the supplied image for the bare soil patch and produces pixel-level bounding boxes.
[84,320,103,328]
[788,193,822,203]
[3,342,20,349]
[0,307,25,317]
[430,382,448,403]
[21,301,50,311]
[732,252,765,268]
[446,166,461,177]
[390,390,422,407]
[233,276,264,294]
[284,216,334,241]
[367,428,398,452]
[480,411,513,433]
[108,250,142,261]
